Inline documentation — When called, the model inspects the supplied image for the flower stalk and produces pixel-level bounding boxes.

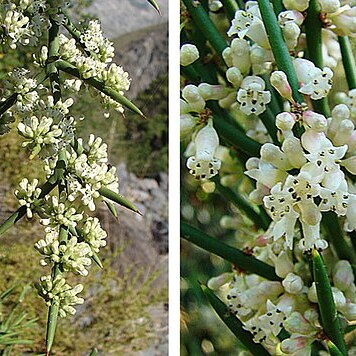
[338,36,356,90]
[312,250,347,355]
[257,0,303,103]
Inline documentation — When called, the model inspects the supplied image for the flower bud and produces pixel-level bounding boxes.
[282,273,304,294]
[278,10,305,26]
[282,0,310,11]
[332,287,346,308]
[283,311,316,335]
[261,143,293,170]
[198,83,230,101]
[207,273,233,290]
[319,0,340,13]
[333,119,354,145]
[327,5,356,37]
[333,260,355,292]
[180,44,200,66]
[229,38,251,75]
[283,21,301,50]
[180,114,197,140]
[271,71,294,102]
[302,111,328,132]
[226,67,243,88]
[307,282,318,303]
[282,137,307,168]
[220,216,240,230]
[182,85,205,112]
[341,156,356,175]
[339,302,356,320]
[276,112,296,138]
[275,251,294,278]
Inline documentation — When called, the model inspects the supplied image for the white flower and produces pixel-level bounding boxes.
[180,44,199,66]
[327,5,356,37]
[237,76,271,115]
[294,58,333,100]
[186,121,221,180]
[14,178,42,218]
[223,38,251,75]
[227,8,269,48]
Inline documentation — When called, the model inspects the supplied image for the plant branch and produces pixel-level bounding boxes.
[182,0,228,58]
[212,176,271,230]
[304,0,331,116]
[257,0,303,103]
[55,59,145,118]
[312,250,347,355]
[338,36,356,90]
[181,222,281,281]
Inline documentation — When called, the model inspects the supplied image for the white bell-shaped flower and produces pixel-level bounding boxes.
[237,76,271,115]
[294,58,333,100]
[186,121,221,180]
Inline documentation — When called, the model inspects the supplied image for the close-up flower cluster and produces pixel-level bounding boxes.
[181,0,356,354]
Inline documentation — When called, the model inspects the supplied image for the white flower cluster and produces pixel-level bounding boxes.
[210,257,356,354]
[35,229,92,276]
[14,178,42,218]
[36,274,84,318]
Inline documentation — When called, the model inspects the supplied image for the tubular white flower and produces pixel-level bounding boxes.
[180,44,200,66]
[294,58,333,100]
[223,38,251,75]
[186,121,221,180]
[237,76,271,115]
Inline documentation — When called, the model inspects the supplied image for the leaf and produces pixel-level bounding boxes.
[89,348,98,356]
[99,187,141,215]
[312,250,347,355]
[181,222,281,281]
[104,200,118,219]
[201,285,270,355]
[146,0,161,15]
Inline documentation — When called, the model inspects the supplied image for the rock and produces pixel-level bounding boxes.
[87,0,168,38]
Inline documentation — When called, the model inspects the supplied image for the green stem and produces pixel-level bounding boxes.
[212,177,271,230]
[181,222,281,281]
[257,0,303,103]
[201,285,270,355]
[312,250,347,355]
[322,212,356,266]
[47,18,61,103]
[182,0,228,58]
[338,36,356,90]
[304,0,331,116]
[221,0,238,20]
[259,107,279,145]
[46,226,68,355]
[55,59,145,118]
[272,0,284,15]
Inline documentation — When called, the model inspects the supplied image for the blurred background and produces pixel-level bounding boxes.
[0,0,168,354]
